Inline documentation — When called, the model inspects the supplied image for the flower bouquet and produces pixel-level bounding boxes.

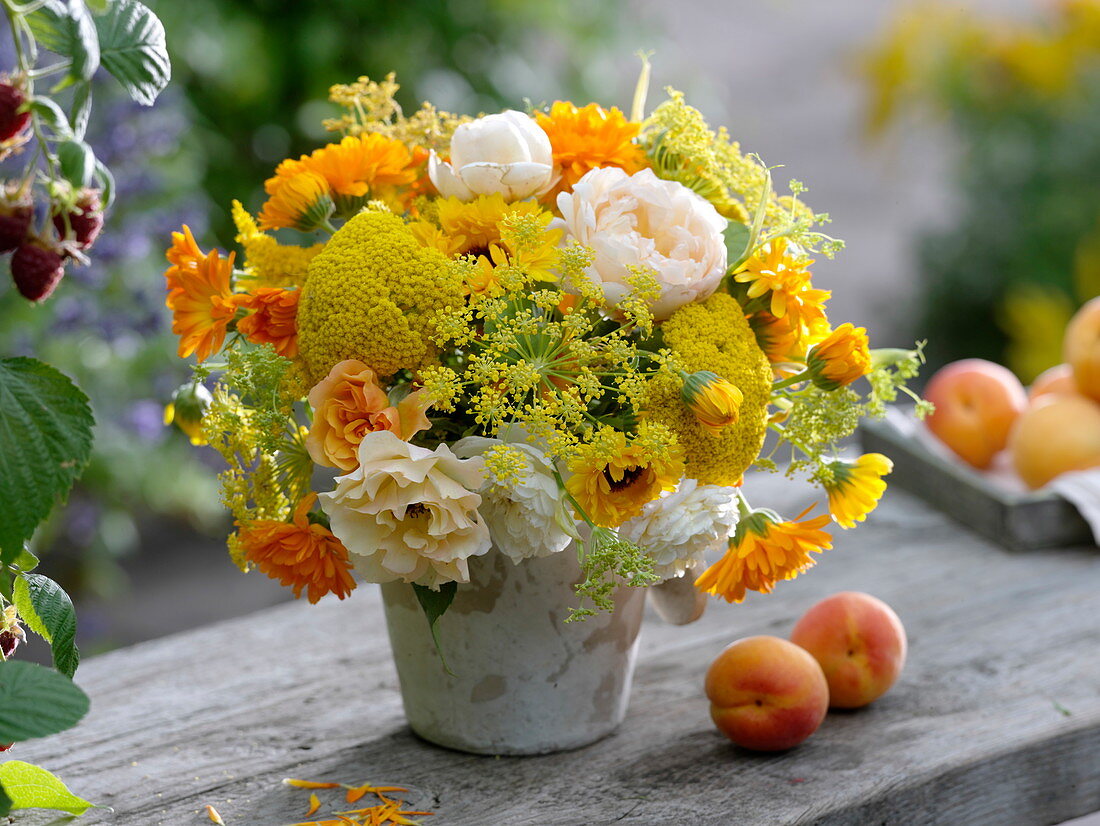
[164,67,925,755]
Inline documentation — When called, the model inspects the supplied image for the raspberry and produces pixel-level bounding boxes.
[0,201,31,252]
[0,629,18,659]
[53,188,104,251]
[10,240,65,302]
[0,744,12,753]
[0,81,30,143]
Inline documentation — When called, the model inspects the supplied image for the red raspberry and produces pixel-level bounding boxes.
[0,201,31,253]
[0,81,30,143]
[0,629,18,659]
[0,744,12,753]
[53,189,104,251]
[10,240,65,302]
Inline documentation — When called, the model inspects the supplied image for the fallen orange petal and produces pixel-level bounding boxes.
[306,792,322,816]
[284,779,343,790]
[205,805,226,824]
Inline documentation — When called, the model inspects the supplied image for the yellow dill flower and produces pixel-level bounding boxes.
[694,505,832,603]
[734,238,830,330]
[296,209,464,382]
[498,210,562,283]
[258,169,335,232]
[643,293,771,486]
[535,101,647,201]
[806,322,872,390]
[231,200,324,288]
[680,370,743,436]
[824,453,892,529]
[565,428,684,528]
[436,194,544,255]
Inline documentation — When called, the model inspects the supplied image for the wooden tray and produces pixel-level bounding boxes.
[859,416,1093,551]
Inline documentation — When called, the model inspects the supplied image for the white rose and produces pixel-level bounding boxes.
[619,478,739,580]
[319,430,492,587]
[555,167,728,320]
[452,436,578,564]
[428,110,556,202]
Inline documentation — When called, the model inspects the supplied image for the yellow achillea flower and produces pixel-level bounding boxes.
[734,238,830,331]
[680,370,743,436]
[237,493,356,604]
[164,245,238,363]
[695,505,832,603]
[535,101,647,201]
[231,200,324,288]
[258,169,335,232]
[296,209,464,382]
[643,293,771,486]
[566,429,684,528]
[824,453,892,528]
[806,322,872,390]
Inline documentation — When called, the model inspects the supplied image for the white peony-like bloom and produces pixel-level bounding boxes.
[452,436,578,564]
[319,430,492,587]
[429,110,555,202]
[555,167,728,320]
[619,478,740,580]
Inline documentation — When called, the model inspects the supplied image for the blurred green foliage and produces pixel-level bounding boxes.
[862,0,1100,380]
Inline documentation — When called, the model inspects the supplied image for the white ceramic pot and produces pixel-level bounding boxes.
[380,546,646,755]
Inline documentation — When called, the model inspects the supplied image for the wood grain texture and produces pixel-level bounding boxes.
[16,472,1100,825]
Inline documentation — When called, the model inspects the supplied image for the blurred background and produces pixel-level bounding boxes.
[3,0,1098,654]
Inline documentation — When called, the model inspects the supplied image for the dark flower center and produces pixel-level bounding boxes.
[604,465,645,493]
[404,503,429,518]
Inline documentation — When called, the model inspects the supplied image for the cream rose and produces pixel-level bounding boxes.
[619,479,739,580]
[555,167,728,320]
[429,110,555,202]
[319,430,491,587]
[452,436,577,563]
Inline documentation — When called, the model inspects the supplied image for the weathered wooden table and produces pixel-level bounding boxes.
[18,472,1100,825]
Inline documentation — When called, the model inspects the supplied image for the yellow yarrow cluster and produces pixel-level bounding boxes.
[296,209,465,382]
[231,201,325,289]
[644,292,771,486]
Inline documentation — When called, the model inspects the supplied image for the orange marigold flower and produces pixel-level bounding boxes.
[806,322,872,390]
[305,359,431,471]
[165,247,238,363]
[165,224,204,290]
[734,239,831,331]
[694,505,832,603]
[238,493,356,604]
[235,286,301,358]
[301,133,417,196]
[258,169,335,232]
[535,101,647,201]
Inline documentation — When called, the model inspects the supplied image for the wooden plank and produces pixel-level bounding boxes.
[16,472,1100,825]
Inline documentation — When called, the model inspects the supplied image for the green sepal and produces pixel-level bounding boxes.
[412,582,457,677]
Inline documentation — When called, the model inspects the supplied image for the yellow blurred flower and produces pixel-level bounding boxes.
[680,370,743,436]
[534,100,647,201]
[565,429,683,528]
[824,453,893,529]
[806,322,871,390]
[694,505,832,603]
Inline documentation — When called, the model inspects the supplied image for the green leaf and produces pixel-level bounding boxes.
[412,582,457,676]
[94,159,115,209]
[25,98,73,139]
[723,221,750,267]
[0,358,94,564]
[69,82,92,140]
[57,139,96,189]
[13,574,79,677]
[0,662,89,742]
[26,0,101,88]
[12,548,39,572]
[0,761,92,815]
[94,0,171,106]
[0,780,11,817]
[86,0,112,12]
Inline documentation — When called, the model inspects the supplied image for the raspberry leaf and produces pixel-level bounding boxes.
[0,760,93,815]
[26,0,101,90]
[0,662,88,743]
[13,574,79,678]
[0,358,94,564]
[94,0,171,106]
